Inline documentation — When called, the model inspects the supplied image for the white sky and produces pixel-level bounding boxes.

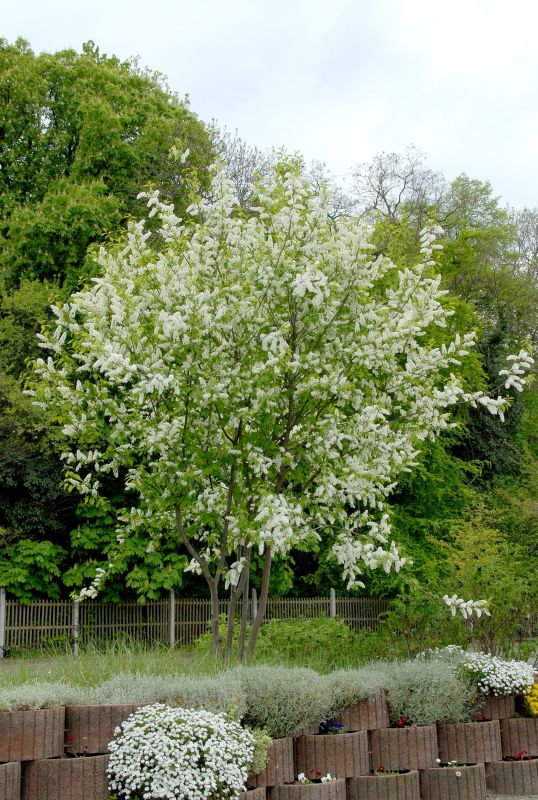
[3,0,538,208]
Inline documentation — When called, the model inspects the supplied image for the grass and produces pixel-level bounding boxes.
[0,642,216,689]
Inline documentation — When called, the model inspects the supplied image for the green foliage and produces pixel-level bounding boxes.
[247,728,272,775]
[377,593,470,659]
[439,500,538,655]
[0,37,213,289]
[0,655,477,732]
[0,681,81,711]
[0,538,66,600]
[229,665,332,738]
[380,658,476,725]
[89,671,247,718]
[251,617,359,670]
[0,38,215,598]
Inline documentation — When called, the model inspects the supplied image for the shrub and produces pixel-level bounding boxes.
[457,652,535,696]
[381,659,476,725]
[252,617,359,670]
[230,665,334,738]
[0,681,82,711]
[107,704,254,800]
[89,671,247,717]
[418,646,536,696]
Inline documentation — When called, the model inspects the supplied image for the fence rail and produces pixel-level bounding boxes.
[0,588,392,655]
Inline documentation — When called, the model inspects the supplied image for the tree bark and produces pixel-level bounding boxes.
[246,546,272,660]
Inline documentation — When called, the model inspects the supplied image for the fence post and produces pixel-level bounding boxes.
[0,588,6,658]
[169,589,176,648]
[329,588,336,618]
[251,588,258,622]
[72,599,80,656]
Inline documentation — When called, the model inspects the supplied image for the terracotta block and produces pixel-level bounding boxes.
[248,737,295,788]
[65,704,141,754]
[0,708,65,762]
[240,790,267,800]
[22,755,109,800]
[268,779,346,800]
[347,769,420,800]
[0,762,21,800]
[419,763,486,800]
[436,720,501,764]
[500,717,538,758]
[333,689,390,732]
[477,694,516,721]
[295,731,369,780]
[369,725,438,771]
[486,758,538,796]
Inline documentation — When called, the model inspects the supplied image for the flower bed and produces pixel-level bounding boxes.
[294,731,369,780]
[419,763,486,800]
[268,778,346,800]
[347,769,420,800]
[247,737,294,788]
[500,717,538,758]
[369,725,438,771]
[436,720,502,764]
[22,754,109,800]
[332,689,389,732]
[0,761,20,800]
[485,757,538,795]
[0,708,65,762]
[65,703,142,754]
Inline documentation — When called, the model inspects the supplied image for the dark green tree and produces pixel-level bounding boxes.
[0,38,215,598]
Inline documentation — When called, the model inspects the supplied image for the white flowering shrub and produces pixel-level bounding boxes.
[416,645,535,696]
[107,704,254,800]
[32,158,533,657]
[458,652,535,696]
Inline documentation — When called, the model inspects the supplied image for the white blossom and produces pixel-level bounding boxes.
[32,160,533,615]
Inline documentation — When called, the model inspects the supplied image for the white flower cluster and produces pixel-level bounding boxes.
[417,646,535,696]
[459,652,535,696]
[107,704,254,800]
[442,594,491,620]
[297,772,334,784]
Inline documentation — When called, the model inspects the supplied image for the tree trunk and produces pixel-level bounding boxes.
[209,579,222,659]
[238,570,250,662]
[246,547,272,660]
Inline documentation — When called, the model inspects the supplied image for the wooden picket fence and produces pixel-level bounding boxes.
[0,589,392,655]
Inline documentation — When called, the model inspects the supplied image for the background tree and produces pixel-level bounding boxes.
[0,38,215,598]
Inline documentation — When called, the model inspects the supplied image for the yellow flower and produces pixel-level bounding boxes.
[525,683,538,717]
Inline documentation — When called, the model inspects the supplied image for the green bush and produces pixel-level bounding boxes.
[229,665,332,738]
[381,659,476,725]
[0,681,82,711]
[193,615,392,671]
[89,671,247,718]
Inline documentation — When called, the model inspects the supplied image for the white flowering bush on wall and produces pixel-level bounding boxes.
[32,158,533,658]
[107,704,254,800]
[417,646,535,696]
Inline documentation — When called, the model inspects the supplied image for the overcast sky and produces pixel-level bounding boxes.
[3,0,538,208]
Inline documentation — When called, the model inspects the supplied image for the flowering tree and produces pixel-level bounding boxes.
[33,161,533,658]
